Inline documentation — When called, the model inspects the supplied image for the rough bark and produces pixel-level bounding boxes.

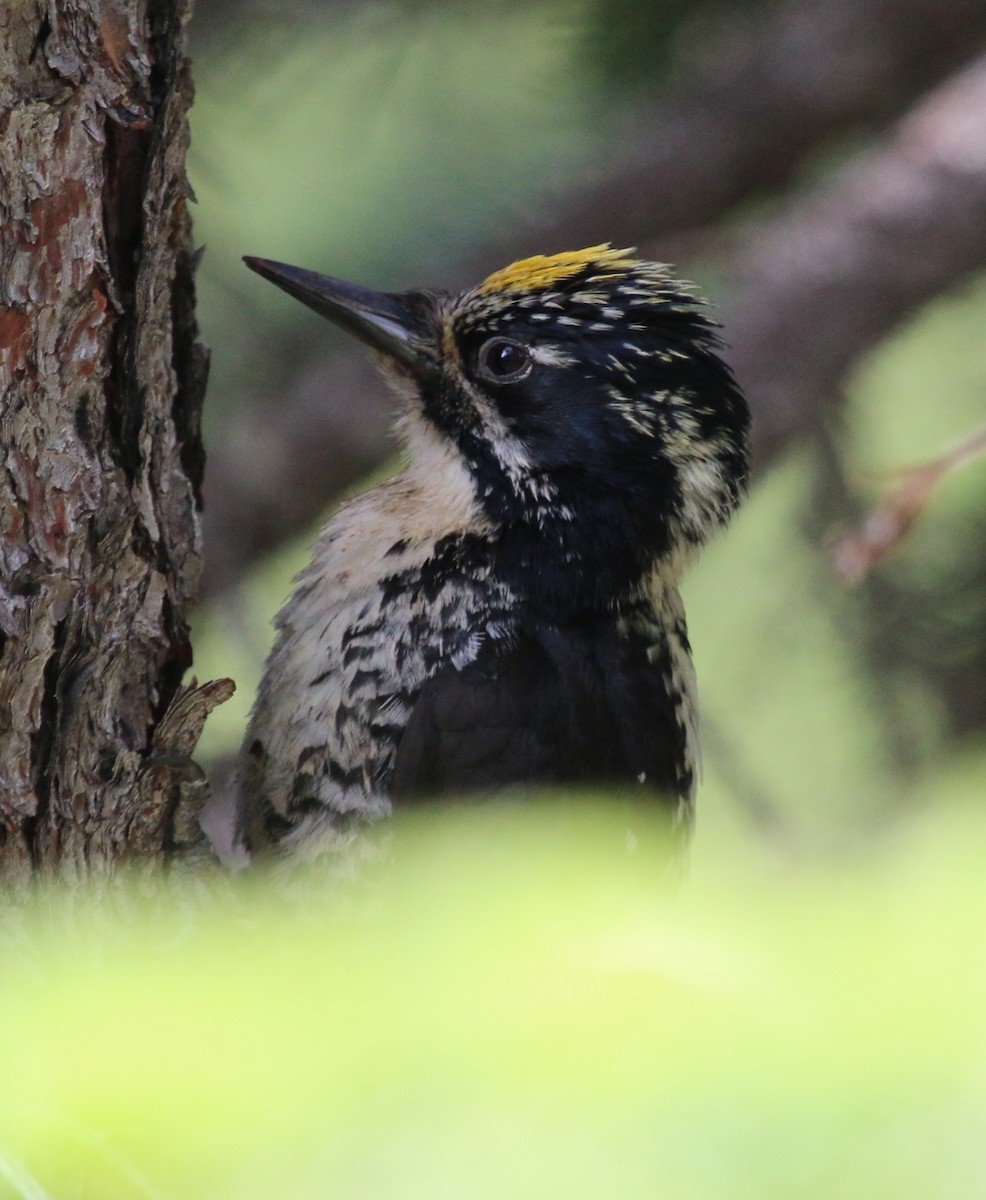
[0,0,229,883]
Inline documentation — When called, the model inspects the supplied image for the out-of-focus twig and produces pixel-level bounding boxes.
[834,424,986,583]
[725,54,986,473]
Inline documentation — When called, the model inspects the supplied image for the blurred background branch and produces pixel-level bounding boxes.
[835,424,986,586]
[728,53,986,472]
[509,0,986,249]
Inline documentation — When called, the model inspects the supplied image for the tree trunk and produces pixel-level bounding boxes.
[0,0,230,884]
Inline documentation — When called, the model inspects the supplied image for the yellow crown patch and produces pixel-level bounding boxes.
[476,244,638,296]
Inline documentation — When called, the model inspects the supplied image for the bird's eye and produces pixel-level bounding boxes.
[476,337,532,383]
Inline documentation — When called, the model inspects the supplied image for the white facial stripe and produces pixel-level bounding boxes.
[529,344,576,368]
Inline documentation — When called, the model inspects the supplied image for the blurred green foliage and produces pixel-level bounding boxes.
[190,1,604,415]
[3,803,986,1197]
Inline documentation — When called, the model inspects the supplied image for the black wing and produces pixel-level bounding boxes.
[389,621,691,806]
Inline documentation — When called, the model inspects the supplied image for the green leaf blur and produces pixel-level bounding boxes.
[3,804,986,1198]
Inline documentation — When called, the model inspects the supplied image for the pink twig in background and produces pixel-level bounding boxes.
[834,423,986,582]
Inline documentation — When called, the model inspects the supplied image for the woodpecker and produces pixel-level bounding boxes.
[237,246,749,859]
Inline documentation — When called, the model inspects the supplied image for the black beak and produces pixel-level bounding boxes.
[243,256,436,374]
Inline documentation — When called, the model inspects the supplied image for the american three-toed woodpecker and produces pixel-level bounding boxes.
[237,246,749,858]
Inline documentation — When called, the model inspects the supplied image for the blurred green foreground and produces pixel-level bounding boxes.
[2,803,985,1199]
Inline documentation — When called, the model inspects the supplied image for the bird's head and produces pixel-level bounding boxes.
[245,246,749,608]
